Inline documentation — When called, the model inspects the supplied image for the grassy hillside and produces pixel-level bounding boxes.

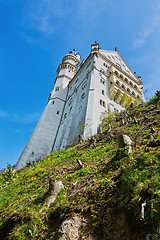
[0,94,160,240]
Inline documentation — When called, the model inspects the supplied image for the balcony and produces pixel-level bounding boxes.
[108,70,142,102]
[109,82,141,107]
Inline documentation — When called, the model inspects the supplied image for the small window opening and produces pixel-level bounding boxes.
[100,78,105,84]
[57,111,59,115]
[102,90,105,95]
[55,86,60,91]
[82,82,87,90]
[81,93,85,99]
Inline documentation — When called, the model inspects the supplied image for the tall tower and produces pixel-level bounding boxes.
[15,50,80,171]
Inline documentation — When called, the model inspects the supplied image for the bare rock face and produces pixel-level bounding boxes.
[58,214,93,240]
[48,180,64,207]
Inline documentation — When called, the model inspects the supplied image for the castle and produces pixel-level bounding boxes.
[15,43,145,170]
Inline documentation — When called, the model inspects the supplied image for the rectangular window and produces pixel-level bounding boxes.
[100,99,106,107]
[102,90,105,95]
[100,78,105,85]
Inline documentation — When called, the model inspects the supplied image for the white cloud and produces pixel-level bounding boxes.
[23,0,110,42]
[24,0,66,37]
[133,1,160,49]
[11,112,41,124]
[0,109,41,124]
[0,109,9,118]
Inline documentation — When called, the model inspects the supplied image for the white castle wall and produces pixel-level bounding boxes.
[15,98,65,170]
[84,53,125,138]
[15,51,80,170]
[53,56,94,150]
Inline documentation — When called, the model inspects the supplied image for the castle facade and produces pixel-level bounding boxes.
[15,43,145,170]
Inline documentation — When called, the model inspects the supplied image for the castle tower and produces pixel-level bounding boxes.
[15,50,80,170]
[52,43,145,151]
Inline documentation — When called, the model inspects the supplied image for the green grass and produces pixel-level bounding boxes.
[0,96,160,239]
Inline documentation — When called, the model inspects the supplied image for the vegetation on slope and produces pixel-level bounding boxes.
[0,94,160,240]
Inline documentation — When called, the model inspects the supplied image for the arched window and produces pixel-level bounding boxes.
[127,88,130,93]
[115,71,119,76]
[120,74,123,79]
[122,84,125,90]
[130,81,133,86]
[116,80,120,85]
[124,78,128,83]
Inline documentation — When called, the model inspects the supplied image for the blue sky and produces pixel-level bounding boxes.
[0,0,160,170]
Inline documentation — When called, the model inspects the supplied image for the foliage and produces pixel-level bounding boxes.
[0,94,160,239]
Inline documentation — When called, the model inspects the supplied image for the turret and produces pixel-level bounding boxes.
[57,50,80,78]
[49,50,81,102]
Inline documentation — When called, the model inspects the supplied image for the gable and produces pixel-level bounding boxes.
[99,50,137,81]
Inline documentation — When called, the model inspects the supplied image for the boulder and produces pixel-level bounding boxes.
[58,215,93,240]
[118,135,132,153]
[47,180,64,207]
